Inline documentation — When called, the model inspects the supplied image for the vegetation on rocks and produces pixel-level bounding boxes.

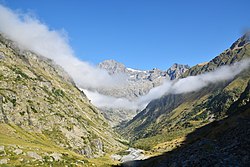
[0,34,125,166]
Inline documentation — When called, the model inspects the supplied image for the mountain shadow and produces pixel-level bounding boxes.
[115,103,250,167]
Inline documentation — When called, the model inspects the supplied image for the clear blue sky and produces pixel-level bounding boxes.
[2,0,250,70]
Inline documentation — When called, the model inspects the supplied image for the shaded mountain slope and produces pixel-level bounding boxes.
[120,103,250,167]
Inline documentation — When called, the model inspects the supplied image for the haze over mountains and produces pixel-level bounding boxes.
[0,3,250,167]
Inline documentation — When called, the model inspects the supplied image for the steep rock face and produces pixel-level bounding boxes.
[167,63,190,80]
[230,32,250,50]
[120,34,250,150]
[0,34,124,160]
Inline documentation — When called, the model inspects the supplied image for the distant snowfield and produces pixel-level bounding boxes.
[127,67,146,73]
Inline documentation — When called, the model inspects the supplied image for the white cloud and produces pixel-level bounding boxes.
[0,4,127,89]
[83,89,138,110]
[171,59,250,94]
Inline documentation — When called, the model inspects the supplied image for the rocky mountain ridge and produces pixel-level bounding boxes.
[182,33,250,77]
[98,59,189,99]
[167,63,190,80]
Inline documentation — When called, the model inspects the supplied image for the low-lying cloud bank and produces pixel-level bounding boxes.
[0,4,127,89]
[171,60,250,94]
[85,59,250,110]
[83,89,138,110]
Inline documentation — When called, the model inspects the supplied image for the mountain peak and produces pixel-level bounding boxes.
[100,59,120,64]
[98,59,126,74]
[243,32,250,41]
[230,32,250,50]
[167,63,190,80]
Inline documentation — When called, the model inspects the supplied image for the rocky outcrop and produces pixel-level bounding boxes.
[99,59,127,74]
[167,63,190,80]
[0,159,8,165]
[230,32,250,50]
[27,151,42,161]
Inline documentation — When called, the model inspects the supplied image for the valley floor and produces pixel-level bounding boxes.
[115,108,250,167]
